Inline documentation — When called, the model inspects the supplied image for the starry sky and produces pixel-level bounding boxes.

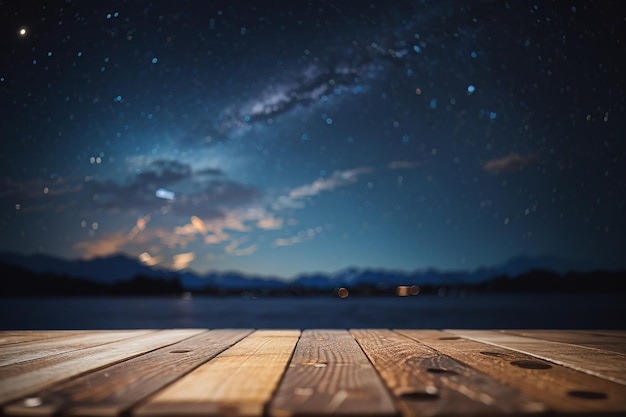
[1,0,625,279]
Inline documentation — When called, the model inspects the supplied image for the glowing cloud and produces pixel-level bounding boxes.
[128,214,151,239]
[288,167,373,200]
[74,233,129,259]
[190,215,208,234]
[257,216,284,230]
[172,252,195,270]
[138,251,162,266]
[155,188,175,200]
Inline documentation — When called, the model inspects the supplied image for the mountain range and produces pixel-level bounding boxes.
[0,252,602,291]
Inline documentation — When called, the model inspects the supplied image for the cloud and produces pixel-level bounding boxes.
[231,244,258,256]
[204,231,230,245]
[0,176,82,200]
[190,216,208,234]
[483,153,536,173]
[73,232,130,259]
[172,252,195,270]
[138,251,162,267]
[256,216,284,230]
[224,237,258,256]
[225,242,258,256]
[196,167,224,176]
[156,228,198,249]
[288,167,373,200]
[149,207,272,250]
[135,159,192,185]
[272,227,320,248]
[155,188,175,200]
[2,160,259,221]
[128,214,152,239]
[269,167,373,211]
[0,176,85,215]
[87,160,256,218]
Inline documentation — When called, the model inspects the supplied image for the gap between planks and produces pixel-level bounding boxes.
[4,330,253,417]
[398,330,626,415]
[134,330,301,417]
[445,329,626,385]
[3,330,626,417]
[0,329,205,406]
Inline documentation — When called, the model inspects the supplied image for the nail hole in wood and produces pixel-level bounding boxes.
[399,387,439,400]
[480,351,505,357]
[510,360,552,370]
[169,349,192,354]
[427,368,457,375]
[568,390,607,400]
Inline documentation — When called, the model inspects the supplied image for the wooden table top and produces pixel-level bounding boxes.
[1,329,625,416]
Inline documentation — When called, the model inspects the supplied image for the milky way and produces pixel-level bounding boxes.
[1,1,624,278]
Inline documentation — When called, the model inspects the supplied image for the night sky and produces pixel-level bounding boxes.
[1,1,625,279]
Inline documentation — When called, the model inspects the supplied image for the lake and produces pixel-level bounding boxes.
[1,293,625,330]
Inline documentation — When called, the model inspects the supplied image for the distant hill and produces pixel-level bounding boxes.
[0,252,167,284]
[0,251,619,296]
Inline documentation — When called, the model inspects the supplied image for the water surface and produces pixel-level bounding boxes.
[2,293,625,330]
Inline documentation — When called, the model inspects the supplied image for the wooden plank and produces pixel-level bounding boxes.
[269,329,396,417]
[0,331,83,346]
[0,329,204,406]
[351,329,545,417]
[399,330,626,415]
[4,329,252,417]
[571,330,626,339]
[501,330,626,355]
[0,330,154,367]
[134,330,300,417]
[446,329,626,385]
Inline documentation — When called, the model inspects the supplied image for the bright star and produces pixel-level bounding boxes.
[18,27,28,37]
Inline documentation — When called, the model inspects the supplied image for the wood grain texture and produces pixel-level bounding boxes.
[351,329,545,417]
[501,330,626,355]
[134,330,300,417]
[3,330,252,417]
[0,329,204,406]
[570,330,626,339]
[0,331,82,346]
[399,330,626,415]
[446,329,626,385]
[0,330,153,367]
[269,329,396,417]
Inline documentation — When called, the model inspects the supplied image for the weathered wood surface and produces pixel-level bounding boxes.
[1,329,626,417]
[352,329,545,416]
[399,330,626,415]
[4,330,252,417]
[447,329,626,385]
[0,330,153,367]
[0,329,204,405]
[0,331,83,346]
[501,329,626,355]
[135,330,300,417]
[270,329,396,416]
